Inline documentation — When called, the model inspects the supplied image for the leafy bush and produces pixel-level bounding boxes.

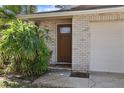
[0,19,51,76]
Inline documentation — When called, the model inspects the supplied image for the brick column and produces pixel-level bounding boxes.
[72,15,90,77]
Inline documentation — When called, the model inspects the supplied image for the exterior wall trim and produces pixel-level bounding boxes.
[77,12,124,22]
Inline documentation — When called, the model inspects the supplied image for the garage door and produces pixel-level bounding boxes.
[90,21,124,73]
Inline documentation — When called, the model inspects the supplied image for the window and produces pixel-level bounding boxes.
[60,27,71,33]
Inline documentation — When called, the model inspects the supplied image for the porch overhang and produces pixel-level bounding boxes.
[17,7,124,20]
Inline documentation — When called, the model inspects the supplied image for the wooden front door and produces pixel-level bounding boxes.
[57,24,72,63]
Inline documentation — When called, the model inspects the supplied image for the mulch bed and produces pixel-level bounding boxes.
[0,73,39,84]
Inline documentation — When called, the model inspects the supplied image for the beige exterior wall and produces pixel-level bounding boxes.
[72,16,90,73]
[37,12,124,73]
[72,12,124,73]
[75,12,124,22]
[39,19,72,64]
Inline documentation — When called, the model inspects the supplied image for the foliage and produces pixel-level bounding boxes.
[0,5,37,30]
[2,5,22,14]
[21,5,37,14]
[0,19,51,76]
[0,7,16,28]
[0,7,16,30]
[2,5,37,14]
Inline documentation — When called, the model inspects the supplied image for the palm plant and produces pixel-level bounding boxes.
[0,19,51,76]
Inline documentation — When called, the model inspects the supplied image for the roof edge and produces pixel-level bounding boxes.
[17,7,124,19]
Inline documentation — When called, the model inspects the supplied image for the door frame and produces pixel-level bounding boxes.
[57,24,72,62]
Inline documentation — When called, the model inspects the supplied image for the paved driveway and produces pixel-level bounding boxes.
[32,70,124,88]
[90,72,124,88]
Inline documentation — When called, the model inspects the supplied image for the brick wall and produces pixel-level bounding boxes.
[72,16,90,73]
[72,12,124,73]
[38,12,124,73]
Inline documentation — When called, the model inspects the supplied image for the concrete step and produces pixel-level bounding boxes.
[54,62,71,65]
[48,66,72,71]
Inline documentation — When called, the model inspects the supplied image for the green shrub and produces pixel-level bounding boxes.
[0,19,51,76]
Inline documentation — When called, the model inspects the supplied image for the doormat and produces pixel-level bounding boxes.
[70,72,89,78]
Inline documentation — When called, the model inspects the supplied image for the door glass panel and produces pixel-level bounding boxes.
[60,27,71,33]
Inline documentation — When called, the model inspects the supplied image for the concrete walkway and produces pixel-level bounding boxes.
[32,70,124,88]
[32,70,89,88]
